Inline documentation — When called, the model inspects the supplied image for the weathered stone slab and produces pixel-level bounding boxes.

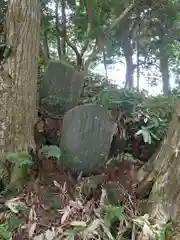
[39,60,84,115]
[60,104,117,175]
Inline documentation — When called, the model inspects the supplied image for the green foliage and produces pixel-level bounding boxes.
[0,224,10,240]
[71,0,112,42]
[135,118,167,144]
[92,87,147,111]
[102,205,124,227]
[136,95,177,143]
[0,198,26,239]
[0,0,6,9]
[93,88,177,147]
[40,145,62,159]
[8,215,24,232]
[79,71,118,104]
[0,151,33,194]
[3,152,33,166]
[142,95,177,120]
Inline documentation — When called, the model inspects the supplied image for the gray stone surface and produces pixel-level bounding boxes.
[60,104,117,175]
[39,60,84,115]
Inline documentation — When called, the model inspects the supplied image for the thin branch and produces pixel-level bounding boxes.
[84,39,99,74]
[108,3,135,33]
[61,0,66,55]
[84,2,135,74]
[57,4,92,67]
[55,0,61,58]
[79,4,92,58]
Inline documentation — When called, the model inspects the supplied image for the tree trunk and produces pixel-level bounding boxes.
[142,101,180,239]
[42,30,50,60]
[159,51,170,96]
[55,0,61,59]
[61,0,66,56]
[0,0,40,153]
[122,37,134,88]
[159,39,170,96]
[136,26,140,91]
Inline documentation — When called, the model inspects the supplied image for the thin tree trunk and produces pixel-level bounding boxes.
[0,0,40,153]
[125,54,134,88]
[122,37,134,88]
[55,0,61,59]
[42,30,50,60]
[136,21,140,91]
[159,47,170,96]
[158,32,170,96]
[61,0,66,56]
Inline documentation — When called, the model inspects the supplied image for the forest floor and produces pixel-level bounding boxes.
[8,157,146,239]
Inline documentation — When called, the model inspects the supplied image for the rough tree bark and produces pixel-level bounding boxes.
[0,0,40,153]
[138,101,180,239]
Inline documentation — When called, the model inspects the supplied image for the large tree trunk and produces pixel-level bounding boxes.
[141,101,180,239]
[0,0,40,153]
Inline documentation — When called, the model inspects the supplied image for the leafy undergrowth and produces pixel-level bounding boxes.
[0,157,171,240]
[0,90,178,239]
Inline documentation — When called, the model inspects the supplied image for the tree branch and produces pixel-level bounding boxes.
[55,0,61,58]
[84,2,135,74]
[57,4,92,67]
[79,4,92,58]
[57,24,83,66]
[108,3,135,33]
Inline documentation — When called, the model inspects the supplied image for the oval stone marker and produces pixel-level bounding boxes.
[39,60,84,115]
[60,104,117,175]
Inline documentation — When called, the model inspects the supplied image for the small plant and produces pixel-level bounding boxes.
[0,224,11,240]
[2,152,33,166]
[39,145,62,159]
[133,214,176,240]
[92,87,146,112]
[102,204,124,227]
[0,197,26,239]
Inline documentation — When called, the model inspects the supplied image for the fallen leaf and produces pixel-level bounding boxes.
[45,228,57,240]
[29,222,37,238]
[61,206,71,224]
[5,197,24,214]
[70,221,87,227]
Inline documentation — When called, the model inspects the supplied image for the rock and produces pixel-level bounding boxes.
[76,175,107,200]
[104,182,126,205]
[39,60,84,115]
[60,104,117,175]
